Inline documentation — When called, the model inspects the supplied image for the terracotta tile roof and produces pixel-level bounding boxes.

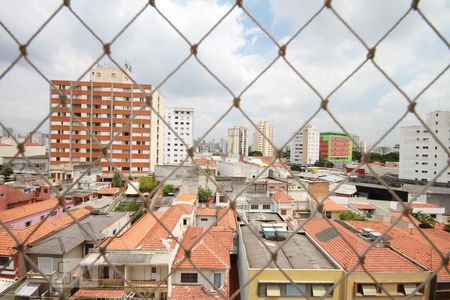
[197,207,217,216]
[23,142,41,146]
[106,204,194,250]
[390,211,420,225]
[303,219,423,273]
[410,203,439,209]
[104,211,164,249]
[97,187,120,195]
[347,221,450,280]
[0,143,12,146]
[272,192,293,204]
[171,285,226,300]
[217,208,237,232]
[0,199,59,223]
[173,226,232,270]
[0,208,91,256]
[177,193,197,202]
[73,289,124,298]
[194,158,216,168]
[322,200,350,212]
[351,203,375,210]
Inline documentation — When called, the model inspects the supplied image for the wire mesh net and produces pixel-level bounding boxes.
[0,0,449,299]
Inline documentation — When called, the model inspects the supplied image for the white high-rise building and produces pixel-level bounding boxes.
[290,124,320,165]
[254,121,274,157]
[399,111,449,183]
[228,126,248,157]
[164,107,194,165]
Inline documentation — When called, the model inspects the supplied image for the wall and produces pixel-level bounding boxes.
[196,215,217,228]
[7,206,65,229]
[345,271,431,300]
[101,214,130,237]
[173,269,227,291]
[246,268,345,300]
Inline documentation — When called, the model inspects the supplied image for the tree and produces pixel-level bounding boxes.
[282,150,290,159]
[315,158,333,168]
[0,165,13,178]
[198,186,212,202]
[374,146,392,155]
[162,184,175,196]
[139,176,157,193]
[413,211,436,228]
[249,151,263,157]
[382,152,399,162]
[352,151,362,162]
[325,161,334,168]
[112,171,123,188]
[339,211,368,221]
[290,164,302,172]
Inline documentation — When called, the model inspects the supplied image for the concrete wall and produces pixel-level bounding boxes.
[247,268,345,300]
[173,269,227,291]
[196,215,217,228]
[345,271,431,300]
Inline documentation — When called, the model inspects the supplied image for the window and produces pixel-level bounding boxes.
[0,256,13,269]
[398,283,421,295]
[325,211,332,219]
[38,257,53,274]
[180,273,198,283]
[214,273,221,288]
[200,218,208,222]
[263,204,271,210]
[50,211,57,217]
[25,220,32,227]
[258,283,332,297]
[159,292,167,300]
[251,204,259,210]
[40,215,45,220]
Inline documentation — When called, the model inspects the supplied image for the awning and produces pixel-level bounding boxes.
[404,284,418,295]
[362,284,377,296]
[266,284,281,296]
[312,285,326,297]
[16,282,41,297]
[125,182,140,195]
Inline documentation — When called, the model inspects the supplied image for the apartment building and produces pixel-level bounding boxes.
[164,107,194,165]
[49,64,165,175]
[319,132,353,168]
[228,126,248,157]
[290,124,320,165]
[399,111,450,183]
[254,121,274,157]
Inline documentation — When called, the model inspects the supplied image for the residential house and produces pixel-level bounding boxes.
[271,192,294,218]
[13,212,129,298]
[0,199,72,229]
[0,208,92,282]
[347,221,450,300]
[77,204,194,299]
[0,183,51,210]
[170,226,234,299]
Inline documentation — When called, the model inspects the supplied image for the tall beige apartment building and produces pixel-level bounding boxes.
[49,64,165,175]
[254,121,274,156]
[228,126,248,156]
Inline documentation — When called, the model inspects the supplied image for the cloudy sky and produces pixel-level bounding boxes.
[0,0,449,150]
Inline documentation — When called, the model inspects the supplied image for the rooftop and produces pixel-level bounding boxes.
[351,203,375,210]
[241,213,337,270]
[303,219,425,273]
[272,192,293,204]
[0,199,59,223]
[105,204,193,250]
[73,289,124,299]
[0,208,91,256]
[173,226,233,270]
[97,187,120,195]
[322,200,351,212]
[171,285,225,300]
[246,195,273,205]
[347,221,450,280]
[26,212,128,255]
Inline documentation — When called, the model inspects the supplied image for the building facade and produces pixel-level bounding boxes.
[254,121,274,157]
[290,124,320,165]
[228,126,248,157]
[399,111,449,183]
[49,65,165,175]
[164,107,194,165]
[319,132,352,168]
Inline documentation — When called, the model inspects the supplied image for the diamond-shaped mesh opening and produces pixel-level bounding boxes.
[0,1,449,300]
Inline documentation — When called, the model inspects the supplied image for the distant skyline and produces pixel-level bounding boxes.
[1,0,449,150]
